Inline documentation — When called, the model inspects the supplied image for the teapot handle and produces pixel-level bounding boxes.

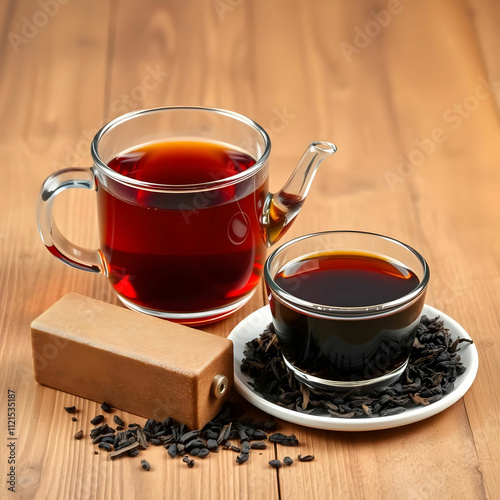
[37,167,105,273]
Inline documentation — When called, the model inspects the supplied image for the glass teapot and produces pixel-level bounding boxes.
[38,107,336,324]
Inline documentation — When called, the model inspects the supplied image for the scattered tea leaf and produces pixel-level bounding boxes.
[101,402,112,413]
[109,442,140,460]
[185,438,205,451]
[251,442,267,450]
[252,429,267,440]
[180,430,200,444]
[236,453,249,464]
[90,415,105,426]
[167,444,178,458]
[204,429,218,441]
[113,415,125,427]
[206,439,219,452]
[136,428,148,449]
[268,433,299,446]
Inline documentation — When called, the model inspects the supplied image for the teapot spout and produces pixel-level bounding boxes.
[261,141,337,247]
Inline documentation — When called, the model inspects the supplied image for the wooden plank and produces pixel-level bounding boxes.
[0,1,112,499]
[466,0,500,111]
[447,2,500,499]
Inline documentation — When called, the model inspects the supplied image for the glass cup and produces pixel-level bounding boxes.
[37,107,336,325]
[264,231,430,391]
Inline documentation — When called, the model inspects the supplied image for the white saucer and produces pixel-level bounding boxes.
[227,305,479,431]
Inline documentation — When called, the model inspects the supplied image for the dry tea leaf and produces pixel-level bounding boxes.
[251,442,267,450]
[109,442,140,460]
[410,393,430,406]
[101,402,112,413]
[240,317,473,419]
[113,415,125,427]
[90,415,105,426]
[167,444,178,458]
[236,453,249,464]
[206,439,219,452]
[268,433,299,446]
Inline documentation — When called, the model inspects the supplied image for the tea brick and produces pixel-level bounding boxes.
[31,293,234,429]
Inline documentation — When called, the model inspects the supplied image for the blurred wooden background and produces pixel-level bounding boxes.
[1,0,499,498]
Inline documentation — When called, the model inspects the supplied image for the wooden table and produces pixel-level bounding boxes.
[2,0,499,498]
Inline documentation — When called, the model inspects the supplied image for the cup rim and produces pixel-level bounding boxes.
[90,106,271,192]
[264,230,430,318]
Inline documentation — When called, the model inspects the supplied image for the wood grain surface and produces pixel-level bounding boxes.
[1,0,499,499]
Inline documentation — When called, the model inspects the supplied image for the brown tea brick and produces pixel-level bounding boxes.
[31,293,233,429]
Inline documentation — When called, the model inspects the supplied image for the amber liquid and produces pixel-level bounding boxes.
[97,140,267,314]
[270,252,424,382]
